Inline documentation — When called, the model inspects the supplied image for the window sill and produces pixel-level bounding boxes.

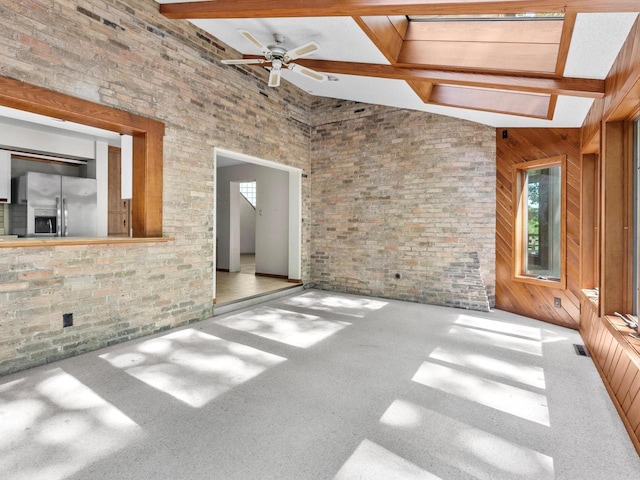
[0,236,174,248]
[512,274,566,289]
[581,288,599,309]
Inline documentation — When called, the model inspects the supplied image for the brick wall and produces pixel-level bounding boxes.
[0,0,312,375]
[309,100,496,311]
[0,0,498,376]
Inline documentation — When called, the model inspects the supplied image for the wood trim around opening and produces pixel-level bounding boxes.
[512,155,567,290]
[255,272,288,280]
[0,75,165,238]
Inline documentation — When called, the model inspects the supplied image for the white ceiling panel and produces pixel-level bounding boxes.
[191,17,390,64]
[564,13,638,79]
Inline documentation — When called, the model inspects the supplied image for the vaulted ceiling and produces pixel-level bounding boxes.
[156,0,640,127]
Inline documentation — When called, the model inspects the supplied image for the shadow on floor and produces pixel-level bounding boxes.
[2,290,639,480]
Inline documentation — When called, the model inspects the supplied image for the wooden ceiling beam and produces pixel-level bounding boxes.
[354,16,406,64]
[554,12,577,76]
[407,80,434,102]
[287,59,605,98]
[160,0,640,20]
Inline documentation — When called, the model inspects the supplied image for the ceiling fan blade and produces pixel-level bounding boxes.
[268,68,281,88]
[288,63,329,83]
[284,41,320,62]
[221,58,266,65]
[238,30,270,56]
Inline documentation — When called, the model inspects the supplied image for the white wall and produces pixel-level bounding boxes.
[94,141,108,237]
[0,120,96,159]
[216,163,289,276]
[239,194,256,253]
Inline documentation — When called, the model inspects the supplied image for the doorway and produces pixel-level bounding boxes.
[213,148,302,305]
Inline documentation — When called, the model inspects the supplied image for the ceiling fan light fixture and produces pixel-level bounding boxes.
[239,29,270,55]
[227,30,328,88]
[268,66,282,87]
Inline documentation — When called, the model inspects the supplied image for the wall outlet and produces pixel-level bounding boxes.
[63,313,73,328]
[554,297,562,308]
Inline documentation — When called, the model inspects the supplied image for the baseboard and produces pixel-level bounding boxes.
[255,272,288,280]
[288,279,302,283]
[216,268,230,272]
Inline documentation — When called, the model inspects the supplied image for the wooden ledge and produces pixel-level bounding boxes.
[581,288,599,308]
[0,237,174,248]
[603,315,640,369]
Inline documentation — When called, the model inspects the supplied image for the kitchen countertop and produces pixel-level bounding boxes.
[0,236,173,247]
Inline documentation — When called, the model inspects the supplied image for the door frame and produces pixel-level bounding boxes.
[213,147,302,302]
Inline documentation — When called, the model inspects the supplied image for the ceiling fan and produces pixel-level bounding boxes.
[221,30,330,87]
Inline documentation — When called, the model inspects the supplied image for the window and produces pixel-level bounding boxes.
[408,13,564,21]
[239,181,256,208]
[634,120,640,313]
[513,156,566,287]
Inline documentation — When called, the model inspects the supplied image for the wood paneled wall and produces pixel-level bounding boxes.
[581,295,640,455]
[578,15,640,456]
[496,128,581,329]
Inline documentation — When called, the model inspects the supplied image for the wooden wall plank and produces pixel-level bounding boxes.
[495,128,581,329]
[620,365,640,400]
[600,122,633,315]
[580,308,640,455]
[606,346,623,378]
[611,355,632,393]
[580,154,598,289]
[604,18,640,121]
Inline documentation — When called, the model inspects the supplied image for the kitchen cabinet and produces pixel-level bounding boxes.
[108,147,130,236]
[0,150,10,203]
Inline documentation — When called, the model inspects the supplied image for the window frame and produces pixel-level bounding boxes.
[634,119,640,314]
[512,155,567,289]
[0,75,165,239]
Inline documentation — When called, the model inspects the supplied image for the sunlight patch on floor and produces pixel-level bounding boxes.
[0,368,141,480]
[412,362,550,426]
[455,315,542,340]
[101,329,285,408]
[379,399,554,480]
[448,325,543,356]
[428,346,546,389]
[333,438,443,480]
[215,306,350,348]
[283,291,387,317]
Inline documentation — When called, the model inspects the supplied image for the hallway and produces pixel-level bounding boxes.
[215,254,295,305]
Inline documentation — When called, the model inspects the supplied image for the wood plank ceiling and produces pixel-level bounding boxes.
[160,1,640,119]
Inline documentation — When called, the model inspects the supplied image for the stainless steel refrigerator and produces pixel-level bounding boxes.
[11,172,97,237]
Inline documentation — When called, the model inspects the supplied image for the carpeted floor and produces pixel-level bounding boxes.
[2,289,640,480]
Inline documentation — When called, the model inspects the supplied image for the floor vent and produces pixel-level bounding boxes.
[574,344,590,357]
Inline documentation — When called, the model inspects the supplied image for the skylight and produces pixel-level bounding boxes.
[408,13,564,21]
